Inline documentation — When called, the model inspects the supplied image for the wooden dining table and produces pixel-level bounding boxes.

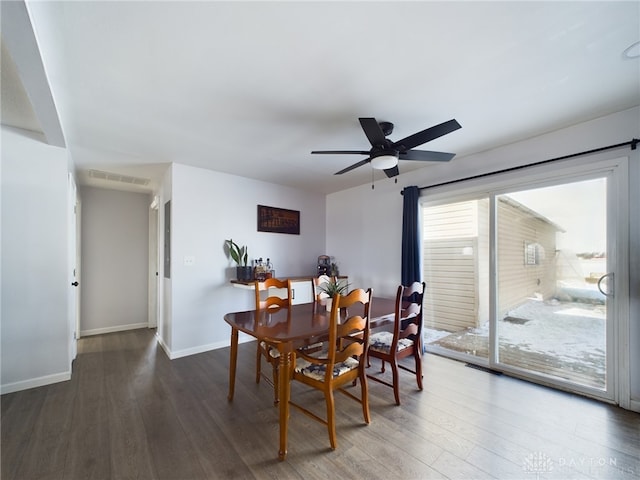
[224,296,396,460]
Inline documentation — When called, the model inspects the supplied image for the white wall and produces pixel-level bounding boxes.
[327,107,640,407]
[79,186,150,336]
[1,126,70,393]
[327,183,403,297]
[157,163,326,358]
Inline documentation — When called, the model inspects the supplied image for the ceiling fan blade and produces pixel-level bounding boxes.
[311,150,369,155]
[383,166,399,178]
[334,158,371,175]
[392,119,461,151]
[359,118,387,147]
[399,150,456,162]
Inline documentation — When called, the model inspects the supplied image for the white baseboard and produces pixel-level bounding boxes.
[155,332,171,358]
[80,322,148,337]
[156,332,255,360]
[1,371,71,395]
[628,398,640,413]
[168,340,230,359]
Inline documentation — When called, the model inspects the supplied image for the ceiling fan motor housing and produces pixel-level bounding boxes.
[371,149,398,159]
[379,121,394,136]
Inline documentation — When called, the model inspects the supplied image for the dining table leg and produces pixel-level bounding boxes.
[228,327,238,401]
[277,342,292,460]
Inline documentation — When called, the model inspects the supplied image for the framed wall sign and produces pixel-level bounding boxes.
[257,205,300,235]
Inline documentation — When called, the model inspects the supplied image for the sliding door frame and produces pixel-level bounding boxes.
[420,149,630,405]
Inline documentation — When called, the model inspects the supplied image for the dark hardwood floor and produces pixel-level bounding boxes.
[2,328,639,479]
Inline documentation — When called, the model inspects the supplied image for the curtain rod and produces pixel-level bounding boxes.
[402,138,639,194]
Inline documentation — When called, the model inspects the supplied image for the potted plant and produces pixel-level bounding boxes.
[225,239,252,281]
[317,278,349,311]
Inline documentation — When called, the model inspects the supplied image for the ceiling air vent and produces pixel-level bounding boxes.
[88,169,150,186]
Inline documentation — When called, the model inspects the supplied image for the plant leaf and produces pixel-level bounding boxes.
[225,239,240,264]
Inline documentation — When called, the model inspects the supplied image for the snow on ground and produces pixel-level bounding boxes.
[425,298,606,377]
[499,299,605,373]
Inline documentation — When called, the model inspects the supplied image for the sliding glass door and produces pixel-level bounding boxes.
[422,159,624,401]
[495,178,608,390]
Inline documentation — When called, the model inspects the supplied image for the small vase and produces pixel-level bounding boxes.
[326,298,333,312]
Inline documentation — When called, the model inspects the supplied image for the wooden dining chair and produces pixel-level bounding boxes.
[367,281,425,405]
[255,277,292,404]
[289,288,372,450]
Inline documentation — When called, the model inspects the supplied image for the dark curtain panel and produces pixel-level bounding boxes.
[401,186,421,285]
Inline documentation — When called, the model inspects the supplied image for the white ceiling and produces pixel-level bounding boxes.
[3,1,639,194]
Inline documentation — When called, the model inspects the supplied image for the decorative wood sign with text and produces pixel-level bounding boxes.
[257,205,300,235]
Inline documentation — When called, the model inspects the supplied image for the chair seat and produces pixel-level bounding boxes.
[295,356,359,381]
[261,340,324,359]
[260,341,280,358]
[369,331,414,354]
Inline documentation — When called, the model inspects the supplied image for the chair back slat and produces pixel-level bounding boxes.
[335,341,364,364]
[338,315,367,336]
[400,323,419,339]
[255,278,292,310]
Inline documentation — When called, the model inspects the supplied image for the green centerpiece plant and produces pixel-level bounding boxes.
[225,239,252,281]
[317,277,349,311]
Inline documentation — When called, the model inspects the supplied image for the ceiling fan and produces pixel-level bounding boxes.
[311,117,461,178]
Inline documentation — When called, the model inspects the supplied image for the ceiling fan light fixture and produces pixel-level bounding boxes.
[371,154,398,170]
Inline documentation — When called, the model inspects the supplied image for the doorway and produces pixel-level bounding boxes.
[422,156,628,403]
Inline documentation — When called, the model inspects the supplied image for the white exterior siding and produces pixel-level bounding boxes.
[423,197,558,332]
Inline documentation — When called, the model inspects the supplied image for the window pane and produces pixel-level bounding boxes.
[496,178,607,389]
[422,199,490,359]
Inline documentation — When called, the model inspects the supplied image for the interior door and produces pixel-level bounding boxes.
[67,174,80,362]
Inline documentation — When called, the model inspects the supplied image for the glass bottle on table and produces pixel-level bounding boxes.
[266,258,273,279]
[256,258,266,281]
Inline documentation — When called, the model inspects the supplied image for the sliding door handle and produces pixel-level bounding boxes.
[597,273,613,297]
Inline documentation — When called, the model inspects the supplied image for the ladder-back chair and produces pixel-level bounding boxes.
[255,277,292,403]
[367,281,425,405]
[289,288,372,450]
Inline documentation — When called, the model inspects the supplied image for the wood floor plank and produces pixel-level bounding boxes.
[2,328,638,480]
[61,337,111,480]
[431,450,497,479]
[1,387,48,480]
[133,358,209,480]
[11,381,76,479]
[104,334,158,480]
